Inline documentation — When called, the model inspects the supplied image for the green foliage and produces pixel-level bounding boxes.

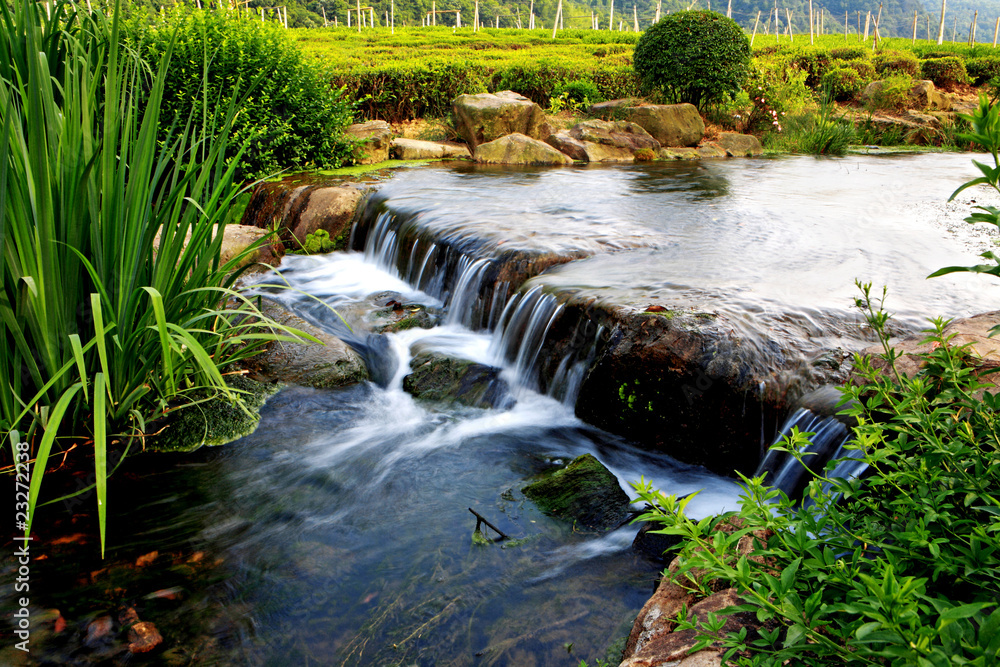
[966,56,1000,86]
[932,96,1000,280]
[632,282,1000,666]
[632,11,751,109]
[734,60,809,134]
[1,0,310,554]
[828,45,869,60]
[821,66,866,101]
[552,78,604,105]
[300,229,337,253]
[864,73,915,111]
[298,28,640,121]
[873,50,919,77]
[126,7,355,179]
[921,56,970,88]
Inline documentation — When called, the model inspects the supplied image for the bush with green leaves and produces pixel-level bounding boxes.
[126,8,354,180]
[966,56,1000,86]
[864,74,915,111]
[552,79,604,106]
[632,10,751,109]
[633,282,1000,666]
[821,67,866,101]
[921,56,970,89]
[873,50,919,78]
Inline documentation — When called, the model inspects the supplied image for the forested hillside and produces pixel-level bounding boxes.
[220,0,1000,43]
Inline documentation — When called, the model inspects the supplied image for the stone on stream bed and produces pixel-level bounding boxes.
[402,352,512,408]
[521,453,631,531]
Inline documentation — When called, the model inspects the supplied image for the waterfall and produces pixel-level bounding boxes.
[755,406,866,500]
[353,200,607,401]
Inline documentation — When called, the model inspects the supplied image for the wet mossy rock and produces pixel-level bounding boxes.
[149,375,279,453]
[241,175,365,251]
[473,133,573,166]
[402,351,512,409]
[522,454,631,531]
[345,120,394,164]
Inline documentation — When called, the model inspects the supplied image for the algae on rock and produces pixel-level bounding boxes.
[522,453,631,531]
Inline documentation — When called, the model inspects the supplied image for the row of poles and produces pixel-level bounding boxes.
[239,0,1000,48]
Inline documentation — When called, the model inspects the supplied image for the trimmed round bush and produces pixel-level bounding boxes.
[552,79,604,105]
[793,48,833,88]
[829,46,869,60]
[874,51,920,77]
[633,10,751,109]
[843,58,877,82]
[921,56,969,88]
[864,74,916,111]
[822,67,866,101]
[966,56,1000,85]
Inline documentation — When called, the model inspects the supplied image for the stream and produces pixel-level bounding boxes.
[3,153,999,666]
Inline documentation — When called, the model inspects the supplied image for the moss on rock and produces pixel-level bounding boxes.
[149,375,279,453]
[522,453,630,531]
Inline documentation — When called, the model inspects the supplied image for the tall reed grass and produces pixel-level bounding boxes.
[1,0,305,554]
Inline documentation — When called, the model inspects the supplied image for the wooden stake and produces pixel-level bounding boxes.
[913,9,918,43]
[937,0,947,44]
[552,0,561,38]
[474,0,478,32]
[391,0,394,33]
[993,16,998,46]
[808,0,813,44]
[971,10,978,45]
[608,0,613,30]
[845,10,848,40]
[873,3,882,47]
[786,8,793,39]
[357,0,362,30]
[633,4,638,32]
[726,0,731,18]
[432,0,436,25]
[322,6,327,26]
[863,11,870,41]
[751,10,761,45]
[656,0,661,22]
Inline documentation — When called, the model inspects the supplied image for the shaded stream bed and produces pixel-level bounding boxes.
[4,153,1000,666]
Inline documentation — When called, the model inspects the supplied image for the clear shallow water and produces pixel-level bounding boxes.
[7,154,999,666]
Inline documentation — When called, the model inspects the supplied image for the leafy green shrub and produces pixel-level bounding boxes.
[737,60,809,134]
[921,56,970,88]
[864,73,915,111]
[633,283,1000,666]
[828,45,869,60]
[126,7,354,179]
[843,58,877,82]
[966,56,1000,85]
[873,50,919,77]
[552,79,604,106]
[791,48,832,88]
[632,10,751,109]
[821,66,865,101]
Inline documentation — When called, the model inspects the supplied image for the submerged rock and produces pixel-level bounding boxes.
[402,351,512,408]
[453,90,550,149]
[716,132,763,157]
[522,453,630,530]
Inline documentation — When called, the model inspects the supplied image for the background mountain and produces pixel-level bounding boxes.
[230,0,1000,44]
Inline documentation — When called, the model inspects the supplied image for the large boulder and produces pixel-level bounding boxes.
[716,132,763,157]
[522,453,631,530]
[345,120,394,164]
[618,104,705,147]
[453,91,550,148]
[569,119,661,152]
[242,179,365,251]
[402,351,512,408]
[590,98,646,115]
[244,301,369,389]
[474,133,573,166]
[390,138,471,160]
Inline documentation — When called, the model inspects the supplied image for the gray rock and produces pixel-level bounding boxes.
[620,104,705,147]
[390,137,471,160]
[589,98,646,116]
[474,133,573,166]
[246,301,369,389]
[569,119,660,151]
[290,186,364,248]
[716,132,763,157]
[452,91,550,148]
[345,120,394,164]
[860,79,951,111]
